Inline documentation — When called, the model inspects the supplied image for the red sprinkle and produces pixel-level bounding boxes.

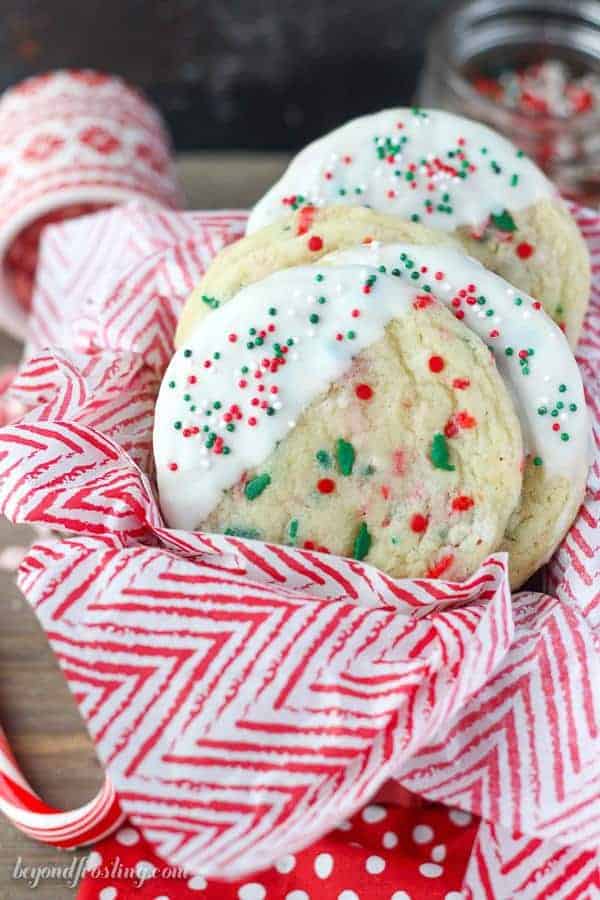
[457,411,477,429]
[168,462,178,471]
[452,377,471,390]
[381,485,391,500]
[303,540,316,550]
[444,410,476,437]
[452,495,474,512]
[355,383,374,400]
[228,333,237,343]
[248,417,257,426]
[428,355,445,373]
[426,553,454,579]
[188,375,197,384]
[317,478,336,494]
[308,235,323,252]
[413,295,433,309]
[410,513,429,533]
[516,241,534,259]
[297,205,317,236]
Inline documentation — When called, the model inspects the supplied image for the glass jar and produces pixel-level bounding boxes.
[418,0,600,205]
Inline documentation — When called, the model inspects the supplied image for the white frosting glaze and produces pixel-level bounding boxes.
[155,264,416,529]
[247,107,554,234]
[324,243,589,482]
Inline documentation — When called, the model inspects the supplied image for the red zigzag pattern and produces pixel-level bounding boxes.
[0,204,598,891]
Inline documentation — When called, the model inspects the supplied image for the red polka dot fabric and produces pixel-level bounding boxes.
[77,801,477,899]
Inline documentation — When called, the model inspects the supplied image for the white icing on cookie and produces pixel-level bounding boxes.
[247,108,554,234]
[324,243,589,482]
[155,264,416,529]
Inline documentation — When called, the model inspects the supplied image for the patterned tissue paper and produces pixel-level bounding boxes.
[0,204,598,896]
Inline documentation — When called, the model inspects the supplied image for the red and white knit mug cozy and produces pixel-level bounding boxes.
[0,69,183,337]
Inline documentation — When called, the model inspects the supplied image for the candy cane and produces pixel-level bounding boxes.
[0,723,124,847]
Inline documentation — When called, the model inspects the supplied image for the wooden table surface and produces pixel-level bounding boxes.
[0,153,288,900]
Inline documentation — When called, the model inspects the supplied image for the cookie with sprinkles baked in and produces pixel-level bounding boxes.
[323,243,589,587]
[155,263,525,583]
[171,216,590,587]
[245,108,590,346]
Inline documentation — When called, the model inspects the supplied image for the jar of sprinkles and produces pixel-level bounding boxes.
[419,0,600,205]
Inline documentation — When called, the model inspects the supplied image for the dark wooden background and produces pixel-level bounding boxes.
[0,0,444,150]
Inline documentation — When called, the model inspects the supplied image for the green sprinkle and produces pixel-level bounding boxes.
[430,433,455,471]
[201,295,220,310]
[505,347,514,356]
[309,313,320,324]
[226,423,235,432]
[353,522,372,561]
[183,393,191,402]
[569,403,578,411]
[225,526,261,539]
[183,349,192,358]
[317,296,327,304]
[315,273,324,282]
[316,449,331,468]
[213,352,221,360]
[491,209,517,232]
[268,307,277,316]
[336,438,356,476]
[244,473,271,501]
[347,330,356,339]
[561,433,570,441]
[288,518,299,542]
[241,366,249,374]
[533,456,543,466]
[510,174,519,187]
[168,380,176,388]
[213,401,221,409]
[174,421,182,430]
[411,214,420,222]
[514,297,523,306]
[559,384,567,392]
[538,406,547,415]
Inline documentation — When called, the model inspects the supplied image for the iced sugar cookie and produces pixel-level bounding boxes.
[323,242,589,586]
[155,264,524,582]
[173,213,590,587]
[247,108,590,345]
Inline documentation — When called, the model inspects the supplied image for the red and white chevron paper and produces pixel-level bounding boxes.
[0,205,599,896]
